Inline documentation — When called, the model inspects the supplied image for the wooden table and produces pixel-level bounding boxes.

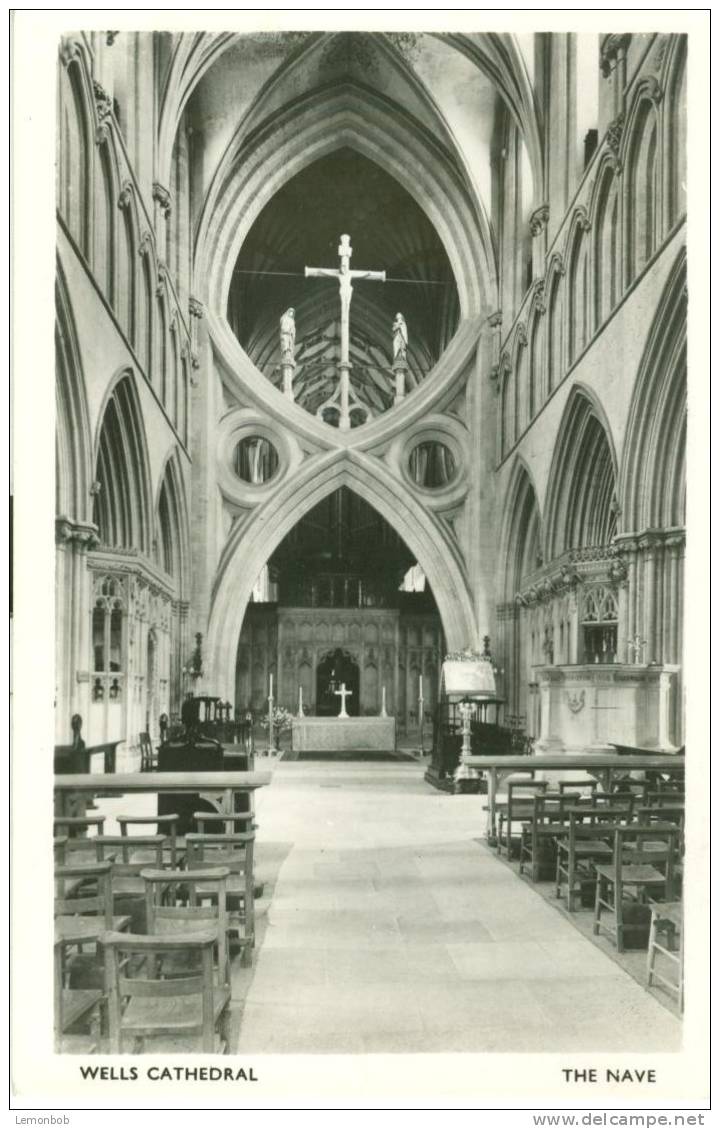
[54,771,272,821]
[463,754,685,841]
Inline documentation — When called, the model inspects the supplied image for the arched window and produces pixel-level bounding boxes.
[546,269,563,393]
[158,478,176,577]
[118,203,136,345]
[529,312,543,416]
[93,374,151,553]
[58,62,89,254]
[567,225,588,363]
[594,167,619,328]
[627,102,659,281]
[95,143,115,302]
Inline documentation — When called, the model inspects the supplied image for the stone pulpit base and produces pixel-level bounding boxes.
[291,716,396,753]
[533,664,681,755]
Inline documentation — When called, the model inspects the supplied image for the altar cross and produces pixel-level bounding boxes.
[334,682,353,718]
[305,234,386,430]
[627,635,647,664]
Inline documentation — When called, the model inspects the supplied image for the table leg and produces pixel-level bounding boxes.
[488,769,497,842]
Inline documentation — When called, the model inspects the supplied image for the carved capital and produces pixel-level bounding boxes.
[95,123,110,147]
[59,37,82,67]
[600,34,631,78]
[152,182,172,218]
[188,296,204,320]
[516,323,528,348]
[531,281,546,315]
[548,252,565,278]
[56,516,100,549]
[488,310,503,330]
[605,111,626,174]
[93,79,113,121]
[106,31,120,46]
[117,180,133,210]
[529,204,549,237]
[156,262,167,298]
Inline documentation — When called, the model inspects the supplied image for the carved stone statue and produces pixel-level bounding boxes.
[392,312,408,366]
[280,307,296,363]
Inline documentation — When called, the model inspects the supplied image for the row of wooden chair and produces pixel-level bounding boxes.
[54,810,257,1053]
[493,774,684,1009]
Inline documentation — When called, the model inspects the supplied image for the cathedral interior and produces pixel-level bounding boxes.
[46,28,692,1064]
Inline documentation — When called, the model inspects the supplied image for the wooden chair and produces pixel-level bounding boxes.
[93,835,168,898]
[497,779,547,859]
[117,813,182,867]
[54,934,103,1053]
[593,825,679,952]
[192,810,261,897]
[101,930,230,1054]
[554,808,630,911]
[142,866,232,988]
[647,901,684,1011]
[53,816,108,861]
[557,779,598,797]
[139,731,157,772]
[55,861,131,944]
[519,792,580,881]
[185,832,255,966]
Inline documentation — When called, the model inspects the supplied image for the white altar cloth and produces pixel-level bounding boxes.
[291,716,396,752]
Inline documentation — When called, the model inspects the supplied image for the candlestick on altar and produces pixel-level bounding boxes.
[267,675,276,755]
[418,692,425,755]
[456,699,474,780]
[380,685,388,718]
[297,686,305,718]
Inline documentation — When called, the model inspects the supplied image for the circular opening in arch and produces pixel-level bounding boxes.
[408,441,457,489]
[233,436,279,484]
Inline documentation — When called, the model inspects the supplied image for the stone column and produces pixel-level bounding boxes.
[393,357,407,404]
[281,357,296,400]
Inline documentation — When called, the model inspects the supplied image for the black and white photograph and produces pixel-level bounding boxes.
[11,10,709,1111]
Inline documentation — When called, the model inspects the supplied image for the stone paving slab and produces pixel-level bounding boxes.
[234,761,681,1054]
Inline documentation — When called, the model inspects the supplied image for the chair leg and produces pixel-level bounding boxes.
[593,875,602,935]
[614,887,624,953]
[647,914,657,987]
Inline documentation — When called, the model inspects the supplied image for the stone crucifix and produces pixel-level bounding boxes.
[305,234,386,430]
[627,634,648,665]
[334,682,353,718]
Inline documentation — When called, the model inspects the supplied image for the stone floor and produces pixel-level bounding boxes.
[223,760,682,1054]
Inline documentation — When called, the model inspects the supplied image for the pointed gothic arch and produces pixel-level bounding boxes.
[92,370,153,554]
[620,250,686,533]
[206,453,477,697]
[55,262,93,523]
[544,385,619,561]
[154,447,190,593]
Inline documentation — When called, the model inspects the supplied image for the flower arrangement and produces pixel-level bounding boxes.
[259,706,295,733]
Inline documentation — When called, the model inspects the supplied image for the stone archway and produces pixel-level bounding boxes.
[206,453,475,700]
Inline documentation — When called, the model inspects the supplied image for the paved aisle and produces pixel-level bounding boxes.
[233,761,681,1054]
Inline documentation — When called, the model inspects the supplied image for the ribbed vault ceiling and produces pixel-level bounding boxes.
[227,149,460,414]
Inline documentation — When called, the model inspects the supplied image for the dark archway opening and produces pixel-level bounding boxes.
[227,148,460,418]
[315,648,360,717]
[234,486,444,735]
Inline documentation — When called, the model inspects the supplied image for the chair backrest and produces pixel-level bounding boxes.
[558,779,598,795]
[117,814,180,866]
[94,835,167,874]
[101,929,218,1053]
[54,861,114,927]
[643,790,686,807]
[54,836,68,864]
[192,811,255,834]
[185,834,255,923]
[53,815,106,860]
[507,779,547,822]
[612,825,678,893]
[141,866,230,985]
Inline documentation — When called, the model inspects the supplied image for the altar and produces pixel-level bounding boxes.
[291,716,396,753]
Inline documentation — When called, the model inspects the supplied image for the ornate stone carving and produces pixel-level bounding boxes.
[156,262,168,298]
[530,281,546,315]
[55,517,100,549]
[106,31,119,46]
[516,324,528,348]
[644,76,664,104]
[188,297,204,320]
[152,182,172,218]
[566,689,586,714]
[59,37,82,67]
[529,204,549,237]
[488,310,503,330]
[95,123,110,147]
[600,34,631,78]
[138,232,153,257]
[93,79,113,120]
[490,352,511,392]
[548,252,566,278]
[606,111,626,173]
[117,180,133,210]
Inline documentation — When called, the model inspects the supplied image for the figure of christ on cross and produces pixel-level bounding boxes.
[334,682,353,718]
[305,234,386,430]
